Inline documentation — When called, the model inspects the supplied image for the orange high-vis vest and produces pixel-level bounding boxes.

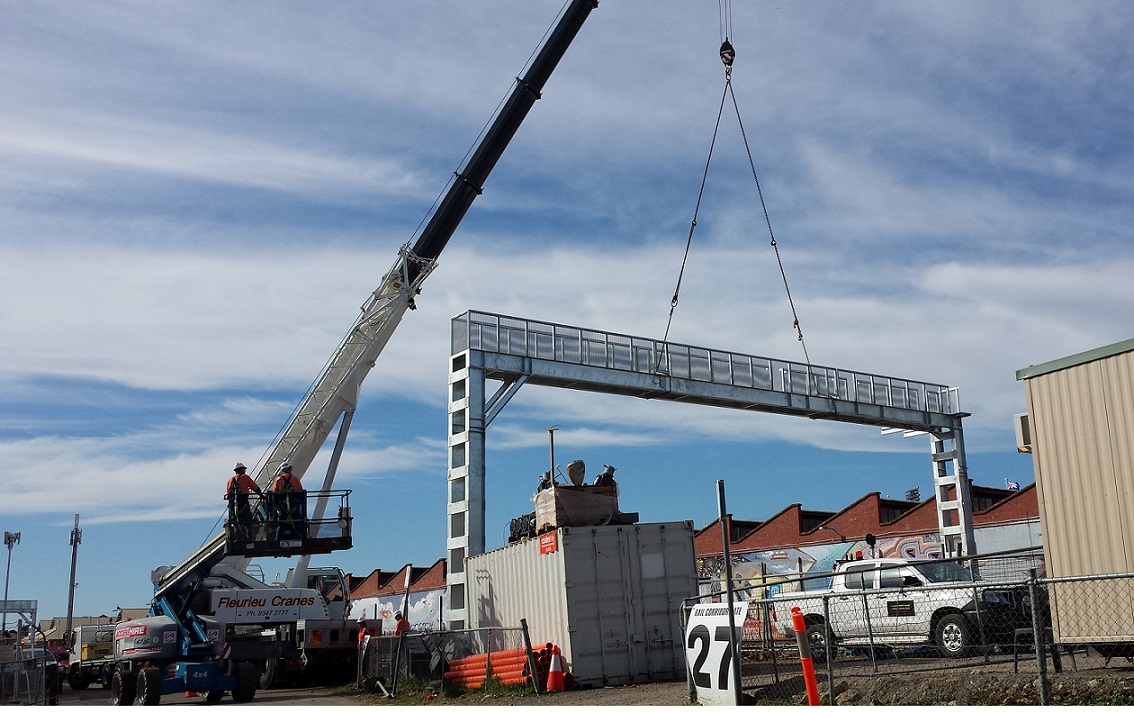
[272,472,303,492]
[227,473,260,494]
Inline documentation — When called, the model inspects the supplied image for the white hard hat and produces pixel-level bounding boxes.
[234,462,246,471]
[281,462,292,472]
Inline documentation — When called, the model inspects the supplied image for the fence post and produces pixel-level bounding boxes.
[681,601,698,702]
[390,629,406,697]
[823,594,835,705]
[1029,568,1048,705]
[972,577,990,664]
[520,618,542,695]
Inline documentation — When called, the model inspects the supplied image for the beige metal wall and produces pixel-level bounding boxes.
[1023,346,1134,641]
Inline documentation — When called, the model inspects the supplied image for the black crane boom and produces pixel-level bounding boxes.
[409,0,598,275]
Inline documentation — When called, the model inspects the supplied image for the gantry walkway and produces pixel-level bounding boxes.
[444,310,975,628]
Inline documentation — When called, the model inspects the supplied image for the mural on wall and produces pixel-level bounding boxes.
[698,532,944,598]
[697,533,943,641]
[349,588,445,633]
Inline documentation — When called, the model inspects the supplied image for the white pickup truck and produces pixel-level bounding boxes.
[772,557,1030,662]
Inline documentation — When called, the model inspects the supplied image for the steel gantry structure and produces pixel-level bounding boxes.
[444,310,976,628]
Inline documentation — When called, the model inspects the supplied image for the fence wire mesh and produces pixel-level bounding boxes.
[686,548,1134,705]
[0,654,60,706]
[359,627,527,695]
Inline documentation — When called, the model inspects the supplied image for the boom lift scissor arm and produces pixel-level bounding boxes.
[154,0,598,602]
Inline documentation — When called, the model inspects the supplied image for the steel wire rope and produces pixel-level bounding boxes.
[723,78,813,368]
[658,27,816,391]
[656,81,730,374]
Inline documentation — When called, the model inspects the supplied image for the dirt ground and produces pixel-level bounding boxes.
[345,665,1134,707]
[335,668,1134,706]
[55,663,1134,706]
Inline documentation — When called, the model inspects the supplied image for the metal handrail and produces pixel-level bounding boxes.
[454,310,961,416]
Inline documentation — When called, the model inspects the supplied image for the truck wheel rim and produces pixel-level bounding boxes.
[942,623,963,652]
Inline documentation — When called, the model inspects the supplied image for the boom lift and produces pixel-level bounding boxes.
[109,1,597,705]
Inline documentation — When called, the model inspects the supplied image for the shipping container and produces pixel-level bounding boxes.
[1017,338,1134,646]
[465,521,697,687]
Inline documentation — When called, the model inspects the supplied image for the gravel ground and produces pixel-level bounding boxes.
[56,659,1134,706]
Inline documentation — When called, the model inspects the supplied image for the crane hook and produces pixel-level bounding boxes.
[719,39,735,67]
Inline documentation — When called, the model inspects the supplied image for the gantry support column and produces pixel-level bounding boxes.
[931,424,977,558]
[446,350,487,630]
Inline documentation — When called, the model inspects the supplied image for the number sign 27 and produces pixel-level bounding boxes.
[684,601,747,705]
[687,624,734,689]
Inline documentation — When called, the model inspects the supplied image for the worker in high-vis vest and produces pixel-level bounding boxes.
[225,462,261,540]
[270,463,306,539]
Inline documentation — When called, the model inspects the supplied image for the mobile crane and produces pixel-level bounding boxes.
[109,1,597,705]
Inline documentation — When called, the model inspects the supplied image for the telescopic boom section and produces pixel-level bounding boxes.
[408,0,598,276]
[154,0,598,599]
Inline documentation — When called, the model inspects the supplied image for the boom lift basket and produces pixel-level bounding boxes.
[224,489,353,557]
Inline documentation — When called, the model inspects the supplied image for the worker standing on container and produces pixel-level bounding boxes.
[226,462,261,541]
[270,463,306,539]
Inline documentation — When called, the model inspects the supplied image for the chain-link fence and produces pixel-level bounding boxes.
[358,626,532,697]
[686,548,1134,705]
[1,654,61,706]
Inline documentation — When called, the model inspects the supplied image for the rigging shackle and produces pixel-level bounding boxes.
[719,39,735,67]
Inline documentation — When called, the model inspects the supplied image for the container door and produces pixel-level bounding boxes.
[636,523,694,680]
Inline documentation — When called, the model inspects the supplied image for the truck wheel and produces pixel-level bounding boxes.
[935,613,971,657]
[231,661,258,703]
[259,658,280,689]
[69,663,91,691]
[111,669,137,706]
[101,664,114,688]
[135,667,162,706]
[805,623,835,665]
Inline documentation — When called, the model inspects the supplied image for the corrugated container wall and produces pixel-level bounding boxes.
[1020,341,1134,642]
[465,521,697,687]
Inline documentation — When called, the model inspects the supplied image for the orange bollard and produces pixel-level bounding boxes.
[790,607,821,706]
[546,645,565,692]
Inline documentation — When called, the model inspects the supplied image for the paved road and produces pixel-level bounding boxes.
[58,683,363,706]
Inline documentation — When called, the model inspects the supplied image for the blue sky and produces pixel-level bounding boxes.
[3,1,1132,623]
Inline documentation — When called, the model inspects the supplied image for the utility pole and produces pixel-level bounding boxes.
[66,514,82,648]
[2,530,20,640]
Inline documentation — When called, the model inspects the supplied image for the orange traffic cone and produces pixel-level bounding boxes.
[546,645,565,692]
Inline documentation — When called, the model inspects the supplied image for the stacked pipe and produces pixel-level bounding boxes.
[443,648,529,689]
[442,643,574,690]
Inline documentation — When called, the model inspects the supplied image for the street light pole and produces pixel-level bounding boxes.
[2,530,21,640]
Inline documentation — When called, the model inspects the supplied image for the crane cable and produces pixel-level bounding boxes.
[660,28,813,371]
[659,73,729,350]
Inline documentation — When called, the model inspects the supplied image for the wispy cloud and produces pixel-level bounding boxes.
[3,1,1133,618]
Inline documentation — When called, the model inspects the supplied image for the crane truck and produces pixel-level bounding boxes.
[109,1,597,705]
